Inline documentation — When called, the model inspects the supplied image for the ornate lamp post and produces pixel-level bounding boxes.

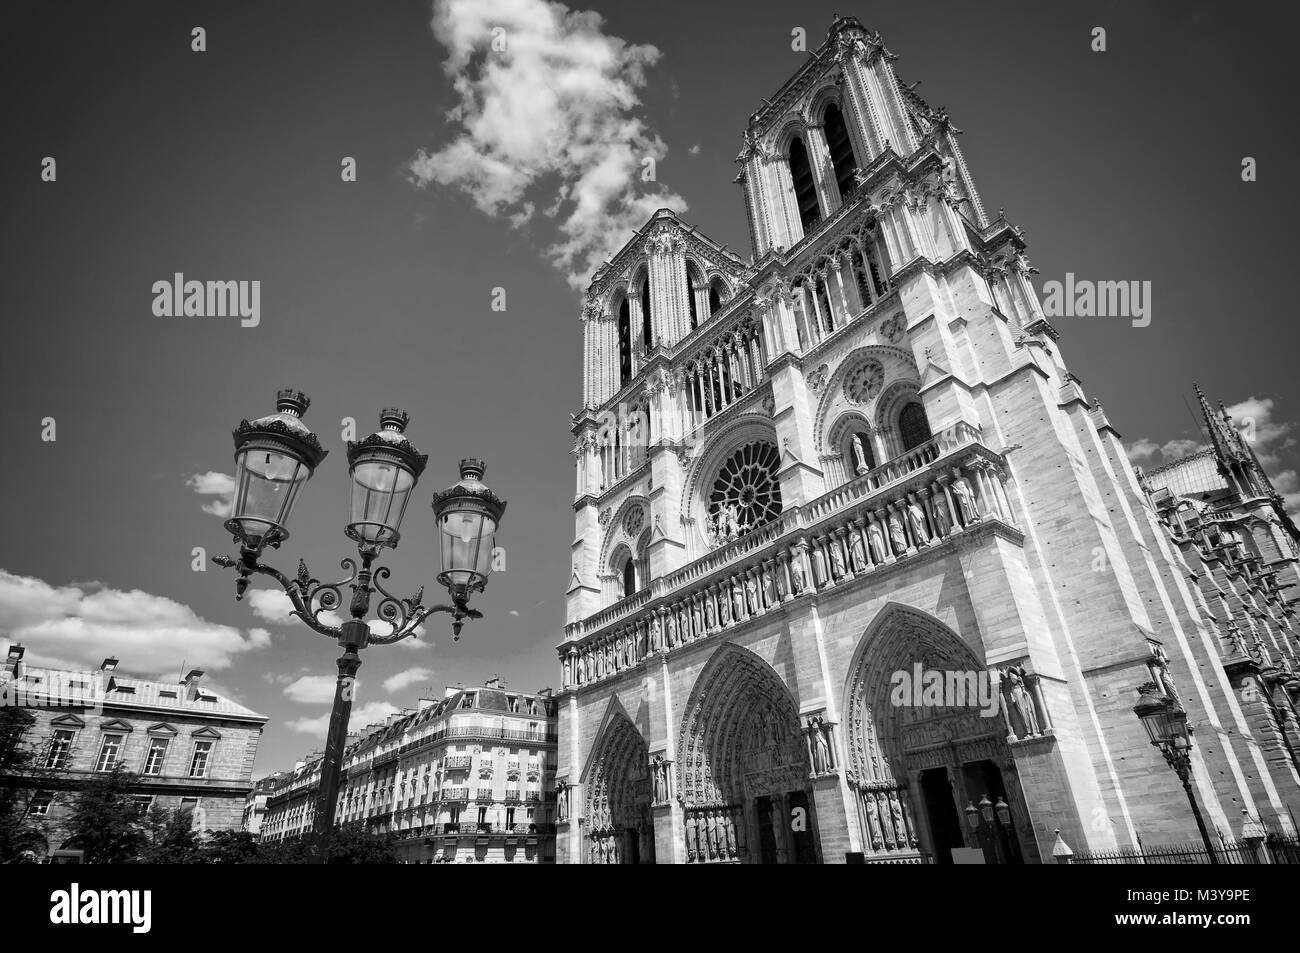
[212,390,506,861]
[1133,682,1219,863]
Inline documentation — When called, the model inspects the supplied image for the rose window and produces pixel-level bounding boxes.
[844,360,884,404]
[623,506,644,536]
[708,441,783,539]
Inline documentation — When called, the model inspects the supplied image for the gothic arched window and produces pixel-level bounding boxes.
[640,280,653,352]
[788,137,820,235]
[617,297,632,387]
[898,402,933,452]
[686,271,699,332]
[823,104,859,200]
[708,281,723,315]
[621,557,637,599]
[708,441,783,537]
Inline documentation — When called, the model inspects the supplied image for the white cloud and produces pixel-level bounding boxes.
[187,471,234,518]
[407,0,686,289]
[247,588,295,625]
[286,700,401,736]
[0,569,268,674]
[688,143,701,155]
[283,674,347,704]
[1126,437,1206,464]
[508,609,520,617]
[1223,396,1295,466]
[383,666,436,694]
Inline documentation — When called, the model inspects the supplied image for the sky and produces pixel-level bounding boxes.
[1,0,1296,776]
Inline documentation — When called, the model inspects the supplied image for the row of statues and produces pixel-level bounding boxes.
[862,786,917,852]
[685,806,742,862]
[566,461,1002,690]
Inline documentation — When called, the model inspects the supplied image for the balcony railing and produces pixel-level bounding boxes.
[443,787,469,801]
[444,755,472,770]
[505,788,521,802]
[475,788,494,802]
[563,423,1019,688]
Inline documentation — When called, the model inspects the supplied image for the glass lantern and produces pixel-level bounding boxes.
[430,459,507,601]
[346,409,428,549]
[227,389,327,549]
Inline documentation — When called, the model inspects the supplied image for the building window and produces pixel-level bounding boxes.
[188,740,213,778]
[29,792,52,816]
[128,795,153,817]
[898,402,933,452]
[143,737,170,776]
[640,280,653,352]
[95,734,125,772]
[179,797,199,819]
[617,296,632,387]
[621,556,637,598]
[823,103,859,200]
[46,729,75,769]
[686,271,699,332]
[789,137,820,234]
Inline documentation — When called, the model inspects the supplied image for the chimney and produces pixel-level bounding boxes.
[183,668,205,700]
[484,675,501,689]
[100,657,118,673]
[6,644,24,677]
[416,696,436,710]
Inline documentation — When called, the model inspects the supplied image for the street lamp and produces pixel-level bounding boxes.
[1132,681,1219,863]
[212,389,507,862]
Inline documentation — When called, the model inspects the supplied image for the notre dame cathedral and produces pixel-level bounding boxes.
[553,15,1300,863]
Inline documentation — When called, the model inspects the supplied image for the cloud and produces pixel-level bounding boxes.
[1126,437,1207,464]
[688,143,701,155]
[508,609,520,617]
[1223,396,1296,466]
[187,471,234,518]
[406,0,686,289]
[286,701,401,736]
[283,674,347,704]
[0,569,268,674]
[383,666,436,694]
[247,589,295,625]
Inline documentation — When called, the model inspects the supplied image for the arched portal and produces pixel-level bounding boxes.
[844,605,1037,864]
[678,644,816,863]
[583,712,654,864]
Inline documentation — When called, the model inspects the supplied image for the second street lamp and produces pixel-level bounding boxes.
[212,389,507,862]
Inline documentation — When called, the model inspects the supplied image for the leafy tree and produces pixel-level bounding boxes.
[138,805,200,863]
[63,765,148,863]
[0,706,52,862]
[200,829,263,864]
[255,825,399,864]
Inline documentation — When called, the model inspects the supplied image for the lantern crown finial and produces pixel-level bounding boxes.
[459,458,486,481]
[276,389,311,417]
[380,408,410,432]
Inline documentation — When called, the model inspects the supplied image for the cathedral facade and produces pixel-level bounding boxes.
[554,15,1300,863]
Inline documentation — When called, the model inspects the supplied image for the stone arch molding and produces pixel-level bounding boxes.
[813,344,919,455]
[765,74,846,155]
[598,494,651,576]
[842,603,997,787]
[676,641,807,807]
[580,696,649,824]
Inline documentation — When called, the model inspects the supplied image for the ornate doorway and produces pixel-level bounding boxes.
[583,713,653,863]
[678,644,816,863]
[845,605,1038,863]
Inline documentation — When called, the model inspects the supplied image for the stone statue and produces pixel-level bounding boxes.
[732,579,745,619]
[745,574,760,615]
[704,594,717,630]
[1002,666,1040,737]
[664,611,677,650]
[932,493,952,537]
[557,782,569,823]
[691,600,703,638]
[888,512,908,554]
[790,554,807,594]
[809,717,832,773]
[648,616,661,653]
[850,529,867,572]
[651,757,665,804]
[951,468,978,522]
[889,794,906,844]
[906,495,930,545]
[1151,644,1181,706]
[868,520,888,563]
[719,588,732,626]
[724,503,742,539]
[851,433,871,475]
[864,793,883,849]
[762,566,776,606]
[830,538,846,577]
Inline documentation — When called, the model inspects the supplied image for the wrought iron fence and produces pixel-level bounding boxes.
[1069,835,1300,865]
